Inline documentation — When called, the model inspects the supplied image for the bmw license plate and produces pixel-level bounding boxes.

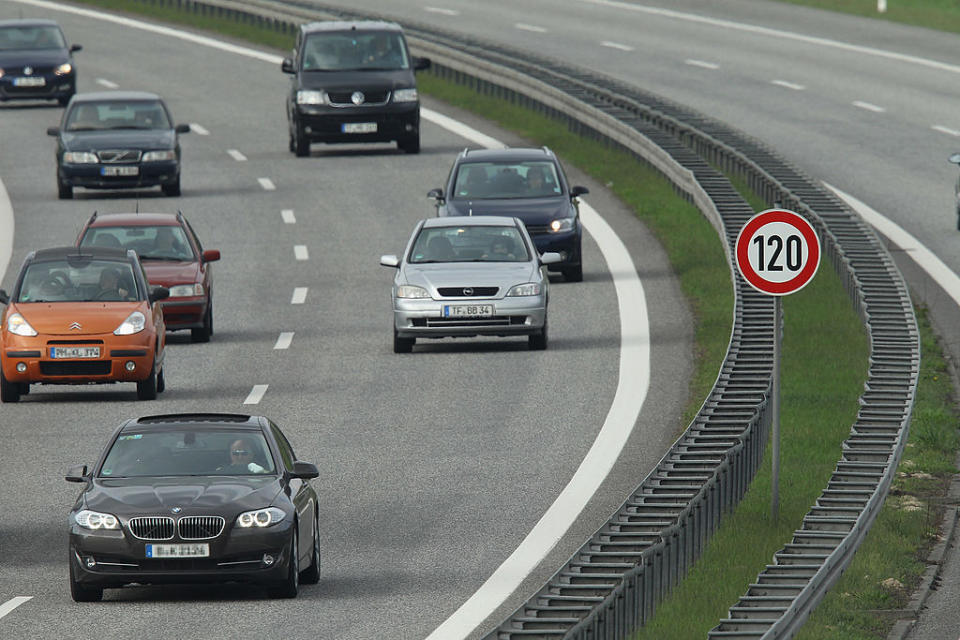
[146,543,209,558]
[101,166,139,177]
[13,77,45,87]
[51,346,100,358]
[342,122,377,133]
[443,304,494,318]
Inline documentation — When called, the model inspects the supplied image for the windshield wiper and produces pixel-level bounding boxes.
[107,125,156,130]
[139,255,185,261]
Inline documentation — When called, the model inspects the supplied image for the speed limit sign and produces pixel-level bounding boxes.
[735,209,820,296]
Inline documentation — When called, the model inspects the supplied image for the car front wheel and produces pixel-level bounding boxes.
[270,528,299,598]
[529,316,548,350]
[293,120,309,157]
[57,174,73,200]
[69,557,103,602]
[393,327,414,353]
[191,305,212,343]
[300,516,321,584]
[136,363,158,400]
[161,175,181,197]
[0,370,21,403]
[399,134,420,154]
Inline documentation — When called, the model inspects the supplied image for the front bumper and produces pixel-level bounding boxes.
[531,229,581,269]
[59,160,179,190]
[295,102,419,143]
[2,333,156,385]
[160,297,208,330]
[393,295,546,339]
[0,74,74,101]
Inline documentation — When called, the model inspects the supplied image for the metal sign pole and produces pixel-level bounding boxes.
[771,295,781,521]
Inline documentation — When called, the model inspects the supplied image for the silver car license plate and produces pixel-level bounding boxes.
[443,304,494,318]
[51,346,100,359]
[342,122,377,133]
[13,77,45,87]
[101,166,139,176]
[146,543,209,558]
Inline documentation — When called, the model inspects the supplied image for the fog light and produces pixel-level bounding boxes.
[405,123,413,131]
[125,361,136,371]
[262,554,275,566]
[16,362,26,372]
[84,556,96,569]
[304,126,312,134]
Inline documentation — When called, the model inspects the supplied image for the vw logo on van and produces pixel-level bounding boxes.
[351,91,365,105]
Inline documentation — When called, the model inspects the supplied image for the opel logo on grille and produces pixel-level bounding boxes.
[171,507,182,514]
[23,66,33,75]
[69,322,82,331]
[351,91,365,105]
[462,287,474,296]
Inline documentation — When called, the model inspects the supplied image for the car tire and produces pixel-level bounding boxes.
[393,327,414,353]
[156,367,165,394]
[69,557,103,602]
[956,205,960,231]
[294,121,309,158]
[0,370,21,403]
[161,175,181,197]
[562,263,583,283]
[399,134,420,154]
[529,316,548,351]
[300,515,321,584]
[136,363,158,400]
[57,175,73,200]
[58,94,73,107]
[270,528,299,598]
[191,306,212,343]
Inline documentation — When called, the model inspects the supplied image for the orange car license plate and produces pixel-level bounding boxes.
[51,347,100,358]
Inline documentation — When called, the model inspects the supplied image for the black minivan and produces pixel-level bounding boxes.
[282,21,430,156]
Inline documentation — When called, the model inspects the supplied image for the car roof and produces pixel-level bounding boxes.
[456,148,555,163]
[301,20,403,34]
[69,91,163,103]
[123,413,265,432]
[0,19,62,28]
[421,216,521,228]
[30,246,133,262]
[87,213,181,227]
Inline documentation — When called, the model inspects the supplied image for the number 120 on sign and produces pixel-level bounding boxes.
[735,209,820,296]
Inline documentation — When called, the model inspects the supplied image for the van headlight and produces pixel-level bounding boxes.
[297,90,327,105]
[392,88,418,103]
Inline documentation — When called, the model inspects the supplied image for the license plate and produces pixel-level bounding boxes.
[443,304,494,318]
[13,77,45,87]
[51,346,100,359]
[342,122,377,133]
[100,166,139,177]
[146,543,210,558]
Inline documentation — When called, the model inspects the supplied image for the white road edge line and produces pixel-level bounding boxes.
[0,178,12,285]
[0,596,32,620]
[258,177,276,191]
[853,100,885,113]
[291,287,308,304]
[95,78,118,89]
[601,40,634,51]
[685,59,719,70]
[932,125,960,137]
[424,6,459,16]
[515,23,548,33]
[771,79,805,90]
[274,332,294,350]
[189,123,210,135]
[294,245,309,261]
[281,209,296,224]
[227,149,247,162]
[243,384,268,405]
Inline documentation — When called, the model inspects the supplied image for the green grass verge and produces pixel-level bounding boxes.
[775,0,960,35]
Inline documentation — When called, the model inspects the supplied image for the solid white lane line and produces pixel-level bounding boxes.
[771,79,805,90]
[95,78,118,89]
[291,287,308,304]
[294,245,309,261]
[853,100,885,113]
[243,385,268,405]
[420,112,650,640]
[601,40,634,51]
[281,209,296,224]
[258,177,276,191]
[932,125,960,137]
[424,6,459,15]
[515,23,548,33]
[0,597,32,620]
[189,123,210,135]
[422,109,506,150]
[227,149,247,161]
[0,178,13,284]
[274,332,294,350]
[685,59,719,69]
[826,183,960,311]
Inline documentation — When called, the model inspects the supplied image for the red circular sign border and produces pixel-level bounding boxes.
[735,209,821,296]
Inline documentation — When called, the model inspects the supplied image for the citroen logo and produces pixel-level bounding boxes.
[462,287,474,296]
[69,322,82,331]
[171,507,182,514]
[23,66,33,75]
[351,91,365,105]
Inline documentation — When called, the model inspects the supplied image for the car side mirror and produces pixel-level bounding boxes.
[540,252,562,266]
[202,249,221,263]
[570,185,589,198]
[0,289,7,305]
[427,188,444,203]
[47,126,60,136]
[175,123,191,134]
[149,286,170,303]
[949,153,960,165]
[380,255,400,268]
[413,56,431,71]
[70,44,83,53]
[281,57,295,74]
[291,461,319,479]
[65,464,89,483]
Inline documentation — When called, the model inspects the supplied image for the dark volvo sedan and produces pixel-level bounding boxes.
[47,91,190,199]
[0,19,81,105]
[66,413,321,601]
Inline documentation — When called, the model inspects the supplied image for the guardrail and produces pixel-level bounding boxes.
[122,1,920,637]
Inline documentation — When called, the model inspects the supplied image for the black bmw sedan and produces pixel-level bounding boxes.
[47,91,190,199]
[66,413,321,601]
[0,19,81,106]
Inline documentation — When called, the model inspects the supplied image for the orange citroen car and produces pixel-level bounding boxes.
[0,246,169,403]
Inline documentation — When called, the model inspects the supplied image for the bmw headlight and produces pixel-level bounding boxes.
[7,313,38,337]
[297,90,327,105]
[54,62,73,76]
[114,311,145,336]
[75,510,119,530]
[168,283,204,297]
[63,151,98,164]
[396,285,430,299]
[392,88,418,102]
[236,507,286,528]
[507,283,542,297]
[550,217,575,233]
[142,150,176,162]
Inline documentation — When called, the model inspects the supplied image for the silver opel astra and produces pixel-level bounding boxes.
[380,216,561,352]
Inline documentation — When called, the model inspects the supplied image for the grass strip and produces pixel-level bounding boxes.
[775,0,960,35]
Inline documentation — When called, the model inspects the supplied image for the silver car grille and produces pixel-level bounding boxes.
[128,516,175,540]
[97,149,141,163]
[437,287,499,297]
[178,516,225,540]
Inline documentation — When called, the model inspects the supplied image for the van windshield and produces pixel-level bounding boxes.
[301,31,409,71]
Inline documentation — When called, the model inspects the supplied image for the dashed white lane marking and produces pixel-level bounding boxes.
[685,59,719,69]
[853,100,885,113]
[601,40,634,51]
[227,149,247,161]
[771,79,805,90]
[0,597,32,620]
[424,6,458,15]
[274,332,294,350]
[515,23,548,33]
[258,177,276,191]
[932,125,960,137]
[189,123,209,135]
[95,78,118,89]
[281,209,296,224]
[243,384,268,405]
[291,287,308,304]
[0,178,12,284]
[294,245,309,261]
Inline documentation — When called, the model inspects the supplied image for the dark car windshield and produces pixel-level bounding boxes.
[0,25,66,51]
[80,225,194,261]
[99,430,276,477]
[452,161,562,200]
[409,225,530,264]
[17,258,140,303]
[301,31,409,71]
[64,100,171,132]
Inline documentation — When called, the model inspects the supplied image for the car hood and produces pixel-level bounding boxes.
[83,476,282,515]
[298,68,415,91]
[13,302,144,335]
[0,49,69,68]
[60,129,176,151]
[402,262,538,293]
[445,197,571,224]
[142,261,199,286]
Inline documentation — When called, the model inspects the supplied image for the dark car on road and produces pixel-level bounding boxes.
[66,413,322,601]
[47,91,190,199]
[428,147,589,281]
[282,20,430,156]
[0,19,81,106]
[77,212,220,342]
